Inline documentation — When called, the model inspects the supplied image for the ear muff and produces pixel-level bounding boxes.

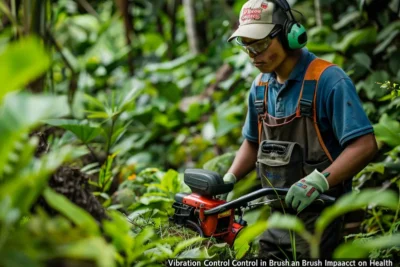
[286,19,307,49]
[274,0,307,50]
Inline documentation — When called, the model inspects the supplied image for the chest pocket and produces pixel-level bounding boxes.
[256,140,304,189]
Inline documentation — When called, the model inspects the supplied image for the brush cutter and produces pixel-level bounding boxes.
[170,169,335,246]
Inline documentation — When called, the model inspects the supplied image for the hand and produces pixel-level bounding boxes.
[220,173,236,201]
[285,170,329,213]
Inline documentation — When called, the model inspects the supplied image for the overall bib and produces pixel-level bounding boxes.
[256,59,344,260]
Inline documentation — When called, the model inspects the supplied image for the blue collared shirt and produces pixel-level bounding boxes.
[242,48,374,160]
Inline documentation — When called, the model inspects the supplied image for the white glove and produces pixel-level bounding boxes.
[220,173,236,201]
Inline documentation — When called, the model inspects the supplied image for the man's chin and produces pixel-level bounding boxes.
[256,65,274,73]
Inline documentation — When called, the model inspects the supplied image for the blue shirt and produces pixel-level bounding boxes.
[242,48,373,160]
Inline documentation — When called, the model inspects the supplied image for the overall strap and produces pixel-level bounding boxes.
[297,58,335,161]
[255,73,269,144]
[254,73,269,115]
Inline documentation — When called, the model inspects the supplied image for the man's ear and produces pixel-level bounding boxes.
[276,30,286,49]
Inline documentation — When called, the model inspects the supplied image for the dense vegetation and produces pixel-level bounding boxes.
[0,0,399,266]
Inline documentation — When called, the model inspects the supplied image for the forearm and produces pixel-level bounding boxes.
[228,139,259,181]
[323,133,378,188]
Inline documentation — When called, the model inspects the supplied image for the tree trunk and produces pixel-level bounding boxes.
[115,0,135,76]
[182,0,199,55]
[26,0,48,93]
[166,0,178,59]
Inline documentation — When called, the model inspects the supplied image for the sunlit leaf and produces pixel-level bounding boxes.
[173,237,204,257]
[373,30,400,55]
[333,11,361,30]
[0,145,76,213]
[56,237,115,267]
[234,221,267,259]
[43,187,100,234]
[316,189,399,236]
[176,247,212,259]
[334,234,400,259]
[45,119,103,144]
[267,213,306,234]
[0,36,50,102]
[373,114,400,147]
[333,27,377,52]
[353,53,372,70]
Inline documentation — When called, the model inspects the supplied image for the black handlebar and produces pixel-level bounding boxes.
[203,188,335,215]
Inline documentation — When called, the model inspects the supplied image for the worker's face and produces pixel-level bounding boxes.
[238,35,287,73]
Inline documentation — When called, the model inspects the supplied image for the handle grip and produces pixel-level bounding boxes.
[204,187,335,215]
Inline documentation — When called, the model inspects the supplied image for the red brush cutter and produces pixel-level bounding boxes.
[171,169,335,246]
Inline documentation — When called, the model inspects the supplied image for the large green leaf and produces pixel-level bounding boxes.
[0,36,50,102]
[203,152,236,176]
[333,234,400,259]
[176,247,212,259]
[377,20,400,41]
[43,187,100,235]
[360,71,390,99]
[0,94,69,177]
[144,54,200,73]
[160,169,181,197]
[333,11,361,30]
[333,27,377,52]
[45,119,103,144]
[234,221,268,259]
[102,211,134,253]
[373,114,400,147]
[55,237,116,267]
[267,213,307,234]
[315,189,399,237]
[353,53,372,71]
[373,30,400,55]
[173,237,204,257]
[213,103,243,137]
[0,145,77,213]
[307,43,336,53]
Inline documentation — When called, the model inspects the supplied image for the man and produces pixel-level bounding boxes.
[223,0,378,260]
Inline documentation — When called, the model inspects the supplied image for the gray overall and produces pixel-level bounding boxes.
[255,59,345,260]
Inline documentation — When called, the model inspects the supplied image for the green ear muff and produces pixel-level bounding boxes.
[287,23,307,50]
[274,0,308,50]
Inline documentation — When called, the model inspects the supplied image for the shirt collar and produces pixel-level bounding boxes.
[287,48,309,82]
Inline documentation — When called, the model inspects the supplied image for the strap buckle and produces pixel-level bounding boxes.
[255,85,266,115]
[255,100,264,114]
[300,99,313,117]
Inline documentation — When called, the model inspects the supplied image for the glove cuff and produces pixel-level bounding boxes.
[223,173,237,184]
[307,169,329,192]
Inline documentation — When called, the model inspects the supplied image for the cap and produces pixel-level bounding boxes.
[228,0,287,42]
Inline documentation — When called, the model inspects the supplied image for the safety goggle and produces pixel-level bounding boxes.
[235,28,281,56]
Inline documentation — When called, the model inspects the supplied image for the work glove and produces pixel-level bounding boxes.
[285,169,329,213]
[220,173,236,201]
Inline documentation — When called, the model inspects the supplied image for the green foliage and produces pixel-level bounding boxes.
[234,221,267,259]
[1,0,400,264]
[334,234,400,259]
[258,188,400,259]
[374,114,400,147]
[203,152,236,176]
[43,187,100,234]
[45,119,104,144]
[0,36,50,101]
[316,189,399,237]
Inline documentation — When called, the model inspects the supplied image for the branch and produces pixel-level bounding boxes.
[76,0,100,21]
[183,0,200,55]
[314,0,322,27]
